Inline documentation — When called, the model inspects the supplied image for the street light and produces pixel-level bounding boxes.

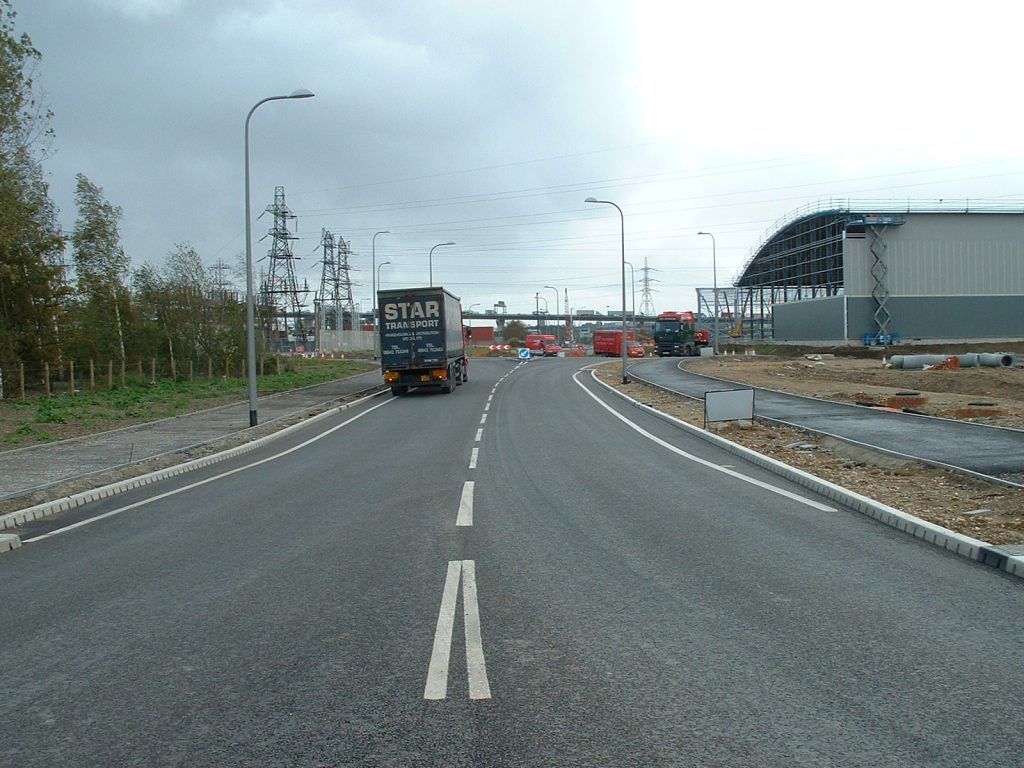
[623,261,636,330]
[371,230,389,327]
[245,88,314,427]
[697,231,719,355]
[377,260,391,292]
[428,241,455,285]
[543,285,559,341]
[585,197,628,384]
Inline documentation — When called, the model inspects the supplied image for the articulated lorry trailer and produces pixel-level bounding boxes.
[378,287,468,396]
[592,328,636,356]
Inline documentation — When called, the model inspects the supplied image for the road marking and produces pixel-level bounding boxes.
[462,560,491,700]
[487,395,493,403]
[457,481,474,526]
[469,447,479,469]
[484,402,491,411]
[573,373,836,513]
[480,413,487,424]
[424,560,491,701]
[475,428,483,442]
[424,561,461,700]
[24,397,396,542]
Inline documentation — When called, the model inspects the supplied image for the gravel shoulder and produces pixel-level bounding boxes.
[597,355,1024,546]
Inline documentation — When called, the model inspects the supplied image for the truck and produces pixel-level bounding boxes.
[591,328,636,356]
[378,287,468,396]
[654,311,710,357]
[524,334,560,356]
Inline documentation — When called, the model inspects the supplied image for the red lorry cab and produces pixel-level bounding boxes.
[525,334,560,356]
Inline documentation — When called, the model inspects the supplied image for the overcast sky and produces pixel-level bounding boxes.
[16,0,1024,320]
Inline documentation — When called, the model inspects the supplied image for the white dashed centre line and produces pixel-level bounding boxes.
[457,481,474,526]
[469,447,479,469]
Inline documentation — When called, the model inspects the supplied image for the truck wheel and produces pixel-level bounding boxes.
[462,360,468,383]
[391,386,407,397]
[444,365,456,394]
[683,344,694,356]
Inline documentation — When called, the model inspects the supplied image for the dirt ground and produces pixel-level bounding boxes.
[595,353,1024,546]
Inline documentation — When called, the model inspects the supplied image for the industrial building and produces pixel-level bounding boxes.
[720,200,1024,344]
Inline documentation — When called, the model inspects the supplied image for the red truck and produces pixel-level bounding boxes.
[592,328,636,356]
[525,334,561,356]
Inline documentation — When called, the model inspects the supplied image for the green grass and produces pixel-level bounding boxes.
[1,358,377,447]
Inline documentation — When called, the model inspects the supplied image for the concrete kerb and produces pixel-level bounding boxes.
[0,389,388,552]
[591,369,1024,581]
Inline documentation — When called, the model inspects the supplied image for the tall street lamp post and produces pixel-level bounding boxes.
[697,231,719,355]
[585,197,628,383]
[623,261,636,330]
[543,285,559,341]
[245,88,314,427]
[371,230,389,327]
[376,260,391,292]
[429,241,455,286]
[371,231,389,359]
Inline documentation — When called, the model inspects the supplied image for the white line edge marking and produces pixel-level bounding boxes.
[480,414,487,424]
[469,447,479,469]
[24,397,396,542]
[572,372,836,513]
[462,560,491,700]
[475,428,483,442]
[456,481,474,526]
[424,560,462,700]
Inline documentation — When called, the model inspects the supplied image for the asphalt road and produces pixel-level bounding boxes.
[630,357,1024,483]
[2,357,1022,766]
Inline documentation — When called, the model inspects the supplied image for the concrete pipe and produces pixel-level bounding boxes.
[888,353,1016,369]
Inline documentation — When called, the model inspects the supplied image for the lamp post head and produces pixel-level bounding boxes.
[289,89,315,99]
[443,240,455,246]
[584,197,599,203]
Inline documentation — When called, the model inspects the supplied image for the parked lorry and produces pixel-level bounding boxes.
[525,334,561,356]
[378,287,468,395]
[654,311,710,356]
[592,328,636,356]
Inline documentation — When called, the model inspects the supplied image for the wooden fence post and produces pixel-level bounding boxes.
[69,361,75,395]
[43,361,50,396]
[150,358,156,382]
[19,362,25,399]
[120,359,126,387]
[207,356,212,379]
[275,356,282,375]
[89,359,95,391]
[188,359,193,382]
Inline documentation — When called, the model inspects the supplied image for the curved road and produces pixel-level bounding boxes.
[630,357,1024,484]
[2,358,1022,766]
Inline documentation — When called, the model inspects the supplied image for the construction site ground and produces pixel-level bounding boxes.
[597,347,1024,546]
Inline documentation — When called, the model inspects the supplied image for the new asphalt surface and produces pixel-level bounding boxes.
[629,357,1024,485]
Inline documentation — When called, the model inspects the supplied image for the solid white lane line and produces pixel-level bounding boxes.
[469,447,479,469]
[461,560,491,700]
[457,481,474,526]
[480,414,487,424]
[475,428,483,442]
[573,373,836,513]
[424,560,462,700]
[25,397,396,543]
